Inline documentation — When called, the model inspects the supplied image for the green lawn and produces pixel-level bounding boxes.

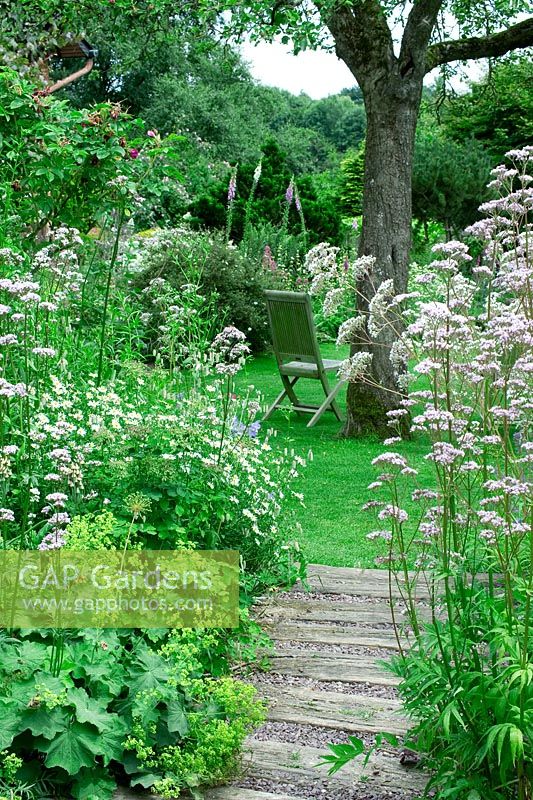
[236,345,433,568]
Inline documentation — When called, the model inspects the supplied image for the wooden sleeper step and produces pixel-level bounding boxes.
[259,683,407,735]
[267,649,400,686]
[243,738,426,795]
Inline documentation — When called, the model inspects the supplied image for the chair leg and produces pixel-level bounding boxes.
[318,373,344,422]
[263,377,299,421]
[307,379,346,428]
[281,374,303,411]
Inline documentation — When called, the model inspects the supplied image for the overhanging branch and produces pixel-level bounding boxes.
[399,0,443,77]
[325,0,395,84]
[425,16,533,73]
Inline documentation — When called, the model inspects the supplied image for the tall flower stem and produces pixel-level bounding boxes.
[97,205,126,385]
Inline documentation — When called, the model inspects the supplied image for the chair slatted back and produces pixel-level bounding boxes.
[264,290,322,366]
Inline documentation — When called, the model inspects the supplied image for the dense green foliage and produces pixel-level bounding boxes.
[412,127,493,237]
[442,58,533,161]
[0,629,265,799]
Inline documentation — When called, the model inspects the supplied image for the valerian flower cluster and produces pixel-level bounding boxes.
[364,147,533,798]
[367,147,533,564]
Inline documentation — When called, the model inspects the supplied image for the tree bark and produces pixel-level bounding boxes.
[343,78,421,436]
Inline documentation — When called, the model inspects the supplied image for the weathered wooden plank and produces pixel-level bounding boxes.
[260,684,407,735]
[255,597,400,625]
[206,790,308,800]
[270,621,402,650]
[116,786,307,800]
[244,739,426,794]
[302,565,431,600]
[268,649,400,686]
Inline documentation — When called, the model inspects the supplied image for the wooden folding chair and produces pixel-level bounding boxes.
[263,290,345,428]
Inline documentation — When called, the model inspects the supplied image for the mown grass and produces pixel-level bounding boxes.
[236,344,434,568]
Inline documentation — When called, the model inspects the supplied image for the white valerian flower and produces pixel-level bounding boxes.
[368,279,394,338]
[336,316,366,346]
[337,352,373,382]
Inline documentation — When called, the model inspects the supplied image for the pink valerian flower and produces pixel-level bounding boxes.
[425,442,465,466]
[32,347,57,357]
[378,505,408,523]
[372,452,408,469]
[412,489,439,501]
[211,326,250,375]
[367,530,392,541]
[45,492,68,506]
[49,448,72,463]
[48,512,71,526]
[0,508,15,522]
[20,292,41,304]
[0,379,27,398]
[38,530,66,550]
[484,477,531,497]
[419,521,439,538]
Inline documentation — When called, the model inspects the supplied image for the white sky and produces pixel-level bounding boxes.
[240,38,485,99]
[240,40,354,99]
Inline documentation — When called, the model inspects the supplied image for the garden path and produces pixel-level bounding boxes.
[206,564,427,800]
[117,565,427,800]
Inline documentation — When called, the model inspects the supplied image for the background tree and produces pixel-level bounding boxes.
[339,143,365,218]
[412,129,493,239]
[190,139,340,242]
[441,57,533,161]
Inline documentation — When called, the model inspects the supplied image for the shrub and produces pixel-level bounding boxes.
[128,227,271,352]
[0,69,175,248]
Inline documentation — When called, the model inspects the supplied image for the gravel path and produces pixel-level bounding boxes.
[251,672,399,700]
[227,565,425,800]
[251,721,379,749]
[275,640,395,658]
[236,776,418,800]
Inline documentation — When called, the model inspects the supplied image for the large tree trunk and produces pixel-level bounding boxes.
[342,79,422,437]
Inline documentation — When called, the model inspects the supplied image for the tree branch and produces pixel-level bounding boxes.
[399,0,443,77]
[426,16,533,73]
[325,0,395,86]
